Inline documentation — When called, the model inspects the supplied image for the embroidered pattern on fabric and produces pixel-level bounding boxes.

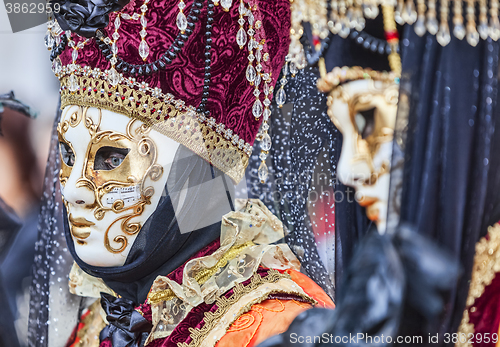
[178,270,317,347]
[58,72,252,183]
[456,223,500,347]
[148,241,255,305]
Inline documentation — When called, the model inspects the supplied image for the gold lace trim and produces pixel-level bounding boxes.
[147,241,255,304]
[178,270,317,347]
[456,223,500,347]
[58,74,250,183]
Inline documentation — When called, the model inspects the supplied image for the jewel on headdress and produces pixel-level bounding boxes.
[221,0,232,11]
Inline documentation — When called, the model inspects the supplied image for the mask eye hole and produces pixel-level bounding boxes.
[60,142,75,167]
[354,107,376,139]
[94,146,130,171]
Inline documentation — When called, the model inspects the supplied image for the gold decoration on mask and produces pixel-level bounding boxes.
[58,106,164,254]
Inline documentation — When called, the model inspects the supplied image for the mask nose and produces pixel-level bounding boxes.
[61,162,96,208]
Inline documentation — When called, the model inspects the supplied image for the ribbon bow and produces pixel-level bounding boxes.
[99,293,152,347]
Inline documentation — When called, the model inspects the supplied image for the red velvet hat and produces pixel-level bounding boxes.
[49,0,291,182]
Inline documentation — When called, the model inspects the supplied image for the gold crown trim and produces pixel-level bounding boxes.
[58,72,251,183]
[317,66,399,93]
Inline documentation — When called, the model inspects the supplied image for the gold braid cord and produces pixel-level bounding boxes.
[178,270,317,347]
[58,73,250,183]
[456,223,500,347]
[147,241,255,305]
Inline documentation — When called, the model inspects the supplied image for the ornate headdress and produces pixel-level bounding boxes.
[46,0,291,182]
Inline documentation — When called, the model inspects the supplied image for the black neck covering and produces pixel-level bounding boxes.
[64,146,231,304]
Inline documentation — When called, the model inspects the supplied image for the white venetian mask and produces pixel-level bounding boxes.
[58,105,180,267]
[326,79,398,232]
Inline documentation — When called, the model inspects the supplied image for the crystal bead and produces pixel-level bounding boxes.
[426,17,438,35]
[176,11,187,31]
[490,19,500,40]
[221,0,232,10]
[395,1,404,24]
[263,82,270,95]
[255,73,261,87]
[238,18,245,25]
[141,15,148,27]
[436,24,451,46]
[276,87,286,107]
[478,22,489,40]
[256,64,262,72]
[104,37,111,44]
[255,49,262,62]
[363,3,379,19]
[466,28,480,46]
[238,1,246,15]
[246,64,256,82]
[111,43,118,54]
[262,122,269,131]
[289,62,298,76]
[139,40,150,60]
[236,27,247,48]
[108,67,120,86]
[248,54,255,62]
[248,12,254,26]
[51,57,62,74]
[414,17,426,36]
[114,16,121,28]
[72,49,78,62]
[178,1,185,9]
[248,28,255,36]
[252,99,263,118]
[68,74,79,92]
[338,17,350,38]
[260,133,271,150]
[110,56,117,65]
[140,29,147,38]
[453,23,466,40]
[112,32,120,40]
[263,98,271,107]
[263,106,271,121]
[282,63,288,76]
[132,13,140,20]
[253,88,260,97]
[259,152,267,160]
[329,14,341,34]
[140,4,147,12]
[258,161,269,183]
[121,13,131,19]
[44,30,55,49]
[402,1,417,24]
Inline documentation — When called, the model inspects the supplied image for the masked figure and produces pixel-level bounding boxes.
[318,67,399,233]
[28,1,335,347]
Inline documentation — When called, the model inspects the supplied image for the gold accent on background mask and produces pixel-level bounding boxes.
[327,81,398,185]
[58,106,164,253]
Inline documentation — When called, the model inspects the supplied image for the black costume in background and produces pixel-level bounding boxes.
[398,29,500,340]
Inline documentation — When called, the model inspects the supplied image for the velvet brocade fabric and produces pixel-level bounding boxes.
[58,0,291,146]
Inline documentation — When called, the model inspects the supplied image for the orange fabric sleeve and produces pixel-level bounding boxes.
[216,269,335,347]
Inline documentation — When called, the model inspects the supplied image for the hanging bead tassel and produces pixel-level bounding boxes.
[478,0,488,39]
[426,0,438,34]
[236,0,247,48]
[276,59,288,108]
[490,0,500,40]
[453,0,466,39]
[465,0,479,45]
[139,0,150,60]
[414,0,427,36]
[177,0,187,33]
[437,0,451,45]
